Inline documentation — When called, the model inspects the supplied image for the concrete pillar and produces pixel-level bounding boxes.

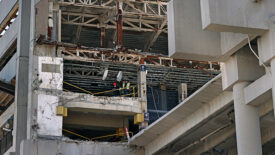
[14,0,33,154]
[233,82,262,155]
[137,65,147,129]
[138,65,147,103]
[271,59,275,117]
[160,85,167,110]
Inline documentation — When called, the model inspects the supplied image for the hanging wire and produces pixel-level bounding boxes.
[149,86,160,118]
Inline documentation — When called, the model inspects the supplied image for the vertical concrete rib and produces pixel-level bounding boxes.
[14,0,32,154]
[233,82,262,155]
[271,59,275,117]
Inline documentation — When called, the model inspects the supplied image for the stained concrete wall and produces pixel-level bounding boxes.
[20,139,144,155]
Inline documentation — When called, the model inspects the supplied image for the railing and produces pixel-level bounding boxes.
[0,131,12,154]
[63,81,137,97]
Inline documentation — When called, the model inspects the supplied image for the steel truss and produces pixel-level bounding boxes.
[58,47,220,71]
[58,0,168,33]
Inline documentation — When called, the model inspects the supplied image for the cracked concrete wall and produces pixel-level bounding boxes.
[20,139,144,155]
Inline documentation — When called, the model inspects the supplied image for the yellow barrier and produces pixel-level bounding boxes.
[63,129,134,141]
[63,81,94,95]
[62,129,90,141]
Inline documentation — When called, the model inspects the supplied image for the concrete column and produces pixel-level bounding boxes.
[14,0,33,154]
[233,82,262,155]
[271,59,275,117]
[137,65,147,129]
[160,85,167,110]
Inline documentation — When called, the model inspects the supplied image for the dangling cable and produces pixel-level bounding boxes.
[247,35,271,74]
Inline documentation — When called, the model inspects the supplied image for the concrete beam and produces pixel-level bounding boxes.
[184,99,273,154]
[0,0,17,25]
[63,112,126,129]
[244,74,272,106]
[20,139,144,155]
[221,46,265,90]
[144,91,233,155]
[0,102,14,127]
[62,92,142,115]
[14,0,34,153]
[200,0,270,34]
[187,126,235,155]
[0,19,18,59]
[220,32,256,60]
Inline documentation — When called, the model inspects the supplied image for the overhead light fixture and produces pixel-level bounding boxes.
[102,68,108,80]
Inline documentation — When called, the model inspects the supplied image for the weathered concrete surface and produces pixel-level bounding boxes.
[244,74,272,106]
[168,0,221,61]
[63,92,143,115]
[200,0,271,34]
[20,139,144,155]
[0,19,18,59]
[38,57,63,90]
[221,46,265,90]
[36,94,62,137]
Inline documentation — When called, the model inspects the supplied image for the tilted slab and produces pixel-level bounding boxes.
[129,74,234,154]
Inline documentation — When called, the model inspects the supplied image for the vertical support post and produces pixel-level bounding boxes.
[138,65,147,129]
[58,9,62,42]
[14,0,33,154]
[116,1,123,48]
[271,59,275,117]
[178,83,187,103]
[233,82,262,155]
[100,27,106,48]
[160,85,167,110]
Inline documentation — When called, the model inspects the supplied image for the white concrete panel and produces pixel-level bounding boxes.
[200,0,271,34]
[37,94,62,137]
[38,57,63,90]
[168,0,221,61]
